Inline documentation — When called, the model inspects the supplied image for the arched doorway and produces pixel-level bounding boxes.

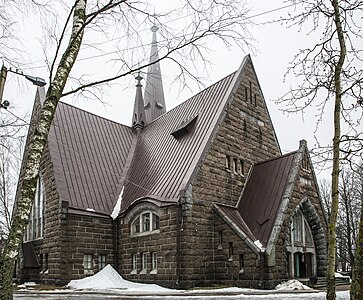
[286,210,316,278]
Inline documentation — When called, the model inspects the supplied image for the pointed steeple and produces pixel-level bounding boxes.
[132,73,147,129]
[144,24,166,123]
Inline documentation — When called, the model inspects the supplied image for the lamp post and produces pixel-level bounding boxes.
[0,64,46,109]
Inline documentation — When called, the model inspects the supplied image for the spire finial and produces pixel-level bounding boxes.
[151,25,159,32]
[135,72,143,87]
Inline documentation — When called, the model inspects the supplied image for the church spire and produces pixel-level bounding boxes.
[143,24,166,123]
[131,73,146,129]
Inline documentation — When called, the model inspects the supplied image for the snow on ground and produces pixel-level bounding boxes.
[275,280,311,291]
[17,282,37,288]
[67,264,170,291]
[15,266,351,299]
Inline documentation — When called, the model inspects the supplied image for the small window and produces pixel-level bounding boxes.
[226,155,231,170]
[240,159,245,175]
[249,81,252,104]
[233,158,238,174]
[302,154,310,171]
[218,231,223,249]
[83,254,93,273]
[254,94,257,107]
[244,87,248,102]
[243,120,247,133]
[152,252,157,270]
[142,213,150,232]
[132,254,137,273]
[239,254,245,273]
[228,242,233,261]
[132,216,140,234]
[152,213,160,230]
[99,255,106,270]
[142,253,148,271]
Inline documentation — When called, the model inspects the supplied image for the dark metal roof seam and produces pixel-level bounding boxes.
[155,75,233,198]
[179,72,238,192]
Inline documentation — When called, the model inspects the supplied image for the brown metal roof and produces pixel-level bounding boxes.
[48,102,136,216]
[215,204,257,242]
[121,71,237,212]
[237,151,297,246]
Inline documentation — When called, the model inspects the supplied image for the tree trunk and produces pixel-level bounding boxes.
[351,171,363,300]
[326,1,346,300]
[0,1,86,299]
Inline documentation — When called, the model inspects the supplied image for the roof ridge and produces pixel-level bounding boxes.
[58,101,132,129]
[146,71,237,125]
[254,150,298,167]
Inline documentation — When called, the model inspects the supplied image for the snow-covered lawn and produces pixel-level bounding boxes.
[15,265,350,299]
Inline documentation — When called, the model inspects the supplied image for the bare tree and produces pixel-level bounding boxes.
[337,168,361,271]
[351,165,363,300]
[0,0,252,298]
[276,1,363,299]
[0,135,24,241]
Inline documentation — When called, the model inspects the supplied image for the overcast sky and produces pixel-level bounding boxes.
[4,0,359,180]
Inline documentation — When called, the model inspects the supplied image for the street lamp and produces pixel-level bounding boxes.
[0,64,46,109]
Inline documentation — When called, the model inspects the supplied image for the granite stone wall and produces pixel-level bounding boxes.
[118,204,180,288]
[178,58,281,287]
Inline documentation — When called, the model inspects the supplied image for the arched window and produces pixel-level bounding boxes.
[287,209,316,278]
[24,176,45,241]
[131,211,160,235]
[291,210,313,247]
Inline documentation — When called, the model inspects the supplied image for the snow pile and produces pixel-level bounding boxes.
[275,279,312,291]
[67,264,169,292]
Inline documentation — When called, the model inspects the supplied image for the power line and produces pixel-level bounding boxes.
[22,2,300,71]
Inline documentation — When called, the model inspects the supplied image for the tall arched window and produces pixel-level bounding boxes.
[286,209,315,278]
[24,176,45,241]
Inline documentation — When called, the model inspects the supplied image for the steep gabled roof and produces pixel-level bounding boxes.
[121,70,238,212]
[237,151,297,246]
[48,102,136,216]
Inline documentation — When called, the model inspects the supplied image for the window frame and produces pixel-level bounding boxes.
[131,253,138,274]
[141,252,148,273]
[83,254,94,274]
[98,254,106,270]
[24,176,45,241]
[152,252,157,270]
[131,211,160,236]
[239,253,245,273]
[228,242,234,261]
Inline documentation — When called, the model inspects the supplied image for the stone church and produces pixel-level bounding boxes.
[15,26,327,289]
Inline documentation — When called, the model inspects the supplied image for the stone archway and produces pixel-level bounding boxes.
[286,198,327,278]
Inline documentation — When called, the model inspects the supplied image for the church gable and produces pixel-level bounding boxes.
[191,55,281,208]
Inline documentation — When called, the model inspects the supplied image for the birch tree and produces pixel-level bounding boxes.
[276,1,363,299]
[0,0,252,298]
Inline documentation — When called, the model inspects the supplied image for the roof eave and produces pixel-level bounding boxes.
[213,204,262,255]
